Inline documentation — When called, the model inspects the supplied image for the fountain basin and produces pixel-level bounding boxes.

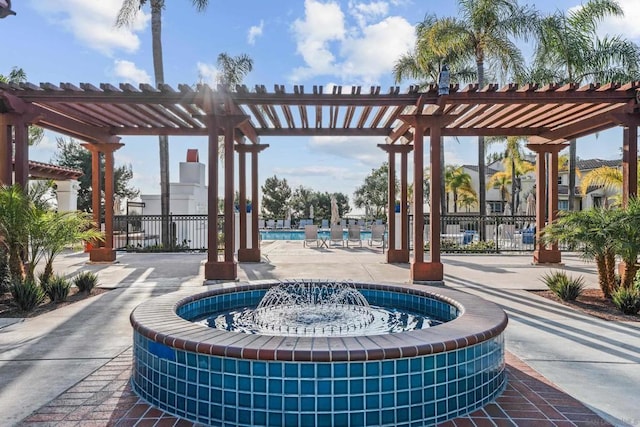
[131,281,507,426]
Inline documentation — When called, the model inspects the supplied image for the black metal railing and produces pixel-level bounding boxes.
[406,213,538,253]
[113,214,222,252]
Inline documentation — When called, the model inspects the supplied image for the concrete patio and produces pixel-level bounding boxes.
[0,242,638,426]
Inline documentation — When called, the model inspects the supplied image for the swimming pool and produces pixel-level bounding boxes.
[260,229,376,241]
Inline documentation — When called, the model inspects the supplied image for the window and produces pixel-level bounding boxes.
[592,196,602,208]
[558,200,569,211]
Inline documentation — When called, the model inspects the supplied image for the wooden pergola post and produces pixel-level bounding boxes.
[81,141,123,263]
[612,113,640,207]
[0,114,14,185]
[204,113,249,281]
[527,143,566,264]
[235,143,268,262]
[378,143,412,263]
[13,118,29,188]
[204,113,221,279]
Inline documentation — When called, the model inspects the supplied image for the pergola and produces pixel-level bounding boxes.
[1,81,639,282]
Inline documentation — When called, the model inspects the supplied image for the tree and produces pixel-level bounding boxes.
[393,15,475,88]
[487,136,534,212]
[52,137,139,212]
[27,210,103,283]
[353,163,395,219]
[117,0,210,247]
[488,170,511,208]
[0,184,34,281]
[261,175,291,219]
[215,53,254,87]
[541,207,617,296]
[528,0,640,210]
[393,15,476,214]
[426,0,539,218]
[610,198,640,288]
[445,166,476,213]
[0,67,44,146]
[579,165,623,207]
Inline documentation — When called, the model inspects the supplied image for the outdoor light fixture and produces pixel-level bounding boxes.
[0,0,15,18]
[438,64,450,96]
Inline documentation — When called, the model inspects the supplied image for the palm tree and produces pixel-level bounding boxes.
[541,207,617,296]
[215,53,254,88]
[0,184,33,281]
[393,15,475,89]
[529,0,640,210]
[28,210,103,283]
[426,0,539,219]
[612,198,640,288]
[578,165,625,207]
[488,136,535,212]
[488,170,511,209]
[393,15,477,214]
[445,166,476,213]
[117,0,210,248]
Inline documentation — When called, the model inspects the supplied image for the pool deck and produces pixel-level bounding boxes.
[1,242,638,426]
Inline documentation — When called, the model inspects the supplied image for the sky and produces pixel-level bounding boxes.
[2,0,640,206]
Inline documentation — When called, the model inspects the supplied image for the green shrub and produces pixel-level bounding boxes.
[10,280,45,311]
[0,249,11,293]
[542,271,585,301]
[73,271,99,293]
[611,287,640,315]
[42,275,71,303]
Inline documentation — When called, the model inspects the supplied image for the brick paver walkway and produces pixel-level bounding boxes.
[17,349,610,427]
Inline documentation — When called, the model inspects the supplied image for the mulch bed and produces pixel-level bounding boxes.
[530,288,640,322]
[0,287,108,318]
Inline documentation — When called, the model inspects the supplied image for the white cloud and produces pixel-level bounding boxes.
[308,136,385,166]
[196,62,218,86]
[33,0,149,56]
[113,60,151,84]
[340,16,415,83]
[348,1,389,28]
[289,0,415,84]
[290,0,346,81]
[597,0,640,41]
[247,20,264,45]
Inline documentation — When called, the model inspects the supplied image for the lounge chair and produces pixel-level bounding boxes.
[266,219,275,229]
[330,224,344,246]
[303,224,319,247]
[283,219,291,229]
[346,225,362,247]
[258,219,265,229]
[321,219,329,229]
[276,219,284,229]
[369,224,385,247]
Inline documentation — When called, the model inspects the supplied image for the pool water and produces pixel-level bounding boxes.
[260,230,378,240]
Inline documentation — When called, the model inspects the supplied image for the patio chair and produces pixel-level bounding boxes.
[276,219,284,229]
[266,219,275,229]
[283,219,291,229]
[498,224,516,248]
[330,224,344,246]
[303,224,320,247]
[321,219,329,229]
[258,219,265,229]
[369,224,385,247]
[346,225,362,248]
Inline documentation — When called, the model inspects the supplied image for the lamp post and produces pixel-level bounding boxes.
[438,64,450,96]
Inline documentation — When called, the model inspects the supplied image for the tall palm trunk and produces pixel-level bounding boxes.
[477,61,486,237]
[150,1,171,248]
[599,249,617,297]
[568,140,576,210]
